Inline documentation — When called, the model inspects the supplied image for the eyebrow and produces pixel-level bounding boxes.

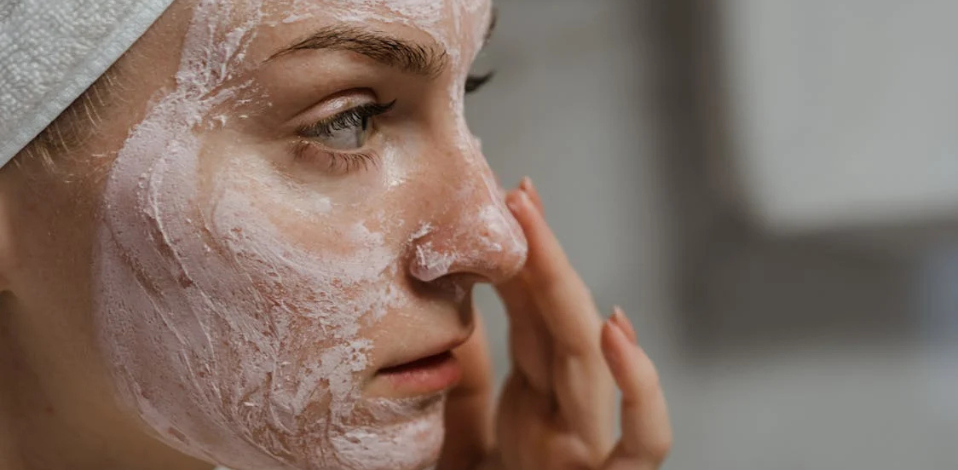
[266,10,499,77]
[267,25,448,77]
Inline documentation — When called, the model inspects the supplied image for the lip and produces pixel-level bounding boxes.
[375,337,468,397]
[377,350,462,396]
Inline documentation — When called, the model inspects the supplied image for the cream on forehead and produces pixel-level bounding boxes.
[281,0,490,70]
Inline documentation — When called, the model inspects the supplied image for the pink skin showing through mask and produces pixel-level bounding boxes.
[92,1,526,470]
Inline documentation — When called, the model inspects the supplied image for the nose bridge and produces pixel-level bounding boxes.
[408,132,528,284]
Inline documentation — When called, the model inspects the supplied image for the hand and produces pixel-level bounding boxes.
[486,178,672,470]
[438,313,495,470]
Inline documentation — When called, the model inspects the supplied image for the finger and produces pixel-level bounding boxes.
[495,228,553,394]
[504,184,618,454]
[611,306,638,344]
[439,313,494,470]
[496,373,554,470]
[601,315,672,470]
[506,302,554,395]
[506,189,614,452]
[448,310,493,401]
[505,190,601,356]
[552,346,617,464]
[498,373,597,470]
[519,176,545,214]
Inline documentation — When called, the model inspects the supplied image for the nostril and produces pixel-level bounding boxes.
[412,241,456,282]
[408,226,527,285]
[407,187,529,285]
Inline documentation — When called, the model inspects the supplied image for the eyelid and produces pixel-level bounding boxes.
[295,100,396,138]
[288,90,378,133]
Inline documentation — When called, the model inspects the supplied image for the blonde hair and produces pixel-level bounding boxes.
[15,66,123,173]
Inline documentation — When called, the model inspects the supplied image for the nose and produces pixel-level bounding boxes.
[408,138,528,286]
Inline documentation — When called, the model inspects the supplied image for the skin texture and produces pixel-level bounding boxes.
[0,1,672,469]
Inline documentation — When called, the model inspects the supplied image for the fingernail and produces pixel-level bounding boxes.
[524,178,545,215]
[612,306,639,345]
[605,311,624,335]
[612,307,628,332]
[517,190,532,208]
[519,176,532,192]
[525,177,537,194]
[612,306,625,323]
[602,319,626,367]
[506,191,526,213]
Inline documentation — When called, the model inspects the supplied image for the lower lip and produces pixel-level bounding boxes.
[377,351,462,396]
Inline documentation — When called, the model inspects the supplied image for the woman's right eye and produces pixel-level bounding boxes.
[318,113,372,150]
[297,100,396,151]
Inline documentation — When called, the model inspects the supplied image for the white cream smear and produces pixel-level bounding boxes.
[93,1,525,470]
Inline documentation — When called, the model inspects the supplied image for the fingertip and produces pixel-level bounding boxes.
[602,316,659,399]
[519,176,532,192]
[506,188,532,217]
[504,188,520,211]
[506,190,548,255]
[520,177,545,214]
[601,318,630,374]
[611,306,638,345]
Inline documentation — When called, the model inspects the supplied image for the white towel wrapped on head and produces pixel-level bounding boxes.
[0,0,176,168]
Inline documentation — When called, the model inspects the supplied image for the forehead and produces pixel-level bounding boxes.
[210,0,494,66]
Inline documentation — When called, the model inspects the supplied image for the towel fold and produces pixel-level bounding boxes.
[0,0,176,168]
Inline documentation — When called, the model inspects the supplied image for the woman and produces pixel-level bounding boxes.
[0,1,671,469]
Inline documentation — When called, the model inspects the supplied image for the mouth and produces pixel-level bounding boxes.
[375,348,463,397]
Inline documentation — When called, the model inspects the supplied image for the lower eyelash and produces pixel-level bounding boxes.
[293,140,379,174]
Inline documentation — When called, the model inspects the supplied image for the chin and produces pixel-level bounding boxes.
[328,393,447,470]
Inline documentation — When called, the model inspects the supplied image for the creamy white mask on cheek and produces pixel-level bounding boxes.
[93,1,472,470]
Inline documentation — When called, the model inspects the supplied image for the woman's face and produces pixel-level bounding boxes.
[5,0,526,469]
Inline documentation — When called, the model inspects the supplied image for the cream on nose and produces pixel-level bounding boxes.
[409,166,528,285]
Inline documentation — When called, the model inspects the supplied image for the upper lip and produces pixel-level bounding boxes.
[378,334,470,372]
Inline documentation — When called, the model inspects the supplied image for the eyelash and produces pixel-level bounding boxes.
[293,101,394,173]
[293,72,495,174]
[466,71,495,94]
[298,101,396,139]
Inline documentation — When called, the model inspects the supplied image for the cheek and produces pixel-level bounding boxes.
[206,156,409,331]
[94,114,412,468]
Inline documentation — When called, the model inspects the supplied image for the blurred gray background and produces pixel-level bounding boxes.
[466,1,958,469]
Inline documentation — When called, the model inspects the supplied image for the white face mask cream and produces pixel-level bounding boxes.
[92,1,525,469]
